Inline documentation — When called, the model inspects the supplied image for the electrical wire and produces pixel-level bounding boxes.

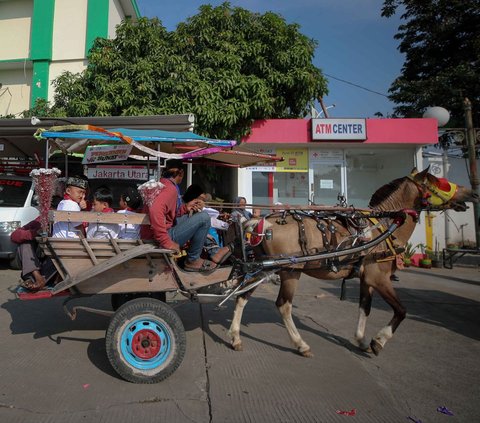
[324,72,389,98]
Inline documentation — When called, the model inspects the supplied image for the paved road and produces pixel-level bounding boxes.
[0,263,478,422]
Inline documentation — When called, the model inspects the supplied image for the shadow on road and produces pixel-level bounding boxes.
[404,268,480,287]
[199,298,372,359]
[319,278,480,341]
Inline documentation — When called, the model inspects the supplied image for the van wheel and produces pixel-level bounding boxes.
[106,298,186,383]
[111,292,166,311]
[9,254,21,270]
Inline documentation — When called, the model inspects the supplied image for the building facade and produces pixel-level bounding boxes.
[238,118,478,249]
[0,0,139,116]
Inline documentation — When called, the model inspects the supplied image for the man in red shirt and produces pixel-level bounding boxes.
[141,160,231,272]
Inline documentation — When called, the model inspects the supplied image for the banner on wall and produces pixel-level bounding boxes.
[309,149,343,163]
[276,148,308,172]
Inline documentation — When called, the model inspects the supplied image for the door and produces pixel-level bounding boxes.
[311,161,346,206]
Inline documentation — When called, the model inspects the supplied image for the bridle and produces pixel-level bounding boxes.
[407,173,458,210]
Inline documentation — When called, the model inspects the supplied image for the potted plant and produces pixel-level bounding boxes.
[429,239,443,268]
[418,244,432,268]
[403,242,419,267]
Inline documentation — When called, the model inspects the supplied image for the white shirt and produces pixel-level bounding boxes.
[86,213,119,239]
[52,199,82,238]
[117,209,140,239]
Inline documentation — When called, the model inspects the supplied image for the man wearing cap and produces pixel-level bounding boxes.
[141,160,231,272]
[52,175,88,238]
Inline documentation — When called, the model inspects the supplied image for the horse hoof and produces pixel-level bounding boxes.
[232,343,243,352]
[358,343,372,353]
[300,349,314,358]
[370,339,383,356]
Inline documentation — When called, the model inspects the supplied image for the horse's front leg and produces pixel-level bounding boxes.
[370,280,406,355]
[228,290,255,351]
[276,270,313,357]
[355,280,373,352]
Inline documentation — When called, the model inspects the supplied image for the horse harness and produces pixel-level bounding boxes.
[407,174,458,210]
[274,210,342,256]
[259,209,402,267]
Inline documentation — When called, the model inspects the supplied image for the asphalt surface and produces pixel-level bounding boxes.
[0,262,478,422]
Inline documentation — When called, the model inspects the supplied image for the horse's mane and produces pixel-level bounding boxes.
[368,176,407,208]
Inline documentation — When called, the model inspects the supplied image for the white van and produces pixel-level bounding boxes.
[0,175,39,267]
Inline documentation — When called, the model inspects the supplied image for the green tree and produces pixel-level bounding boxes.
[382,0,480,126]
[50,3,327,140]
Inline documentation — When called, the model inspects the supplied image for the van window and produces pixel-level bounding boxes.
[0,178,32,207]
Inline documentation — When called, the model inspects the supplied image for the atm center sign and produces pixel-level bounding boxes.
[312,118,367,141]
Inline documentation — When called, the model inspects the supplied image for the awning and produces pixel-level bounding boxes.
[36,125,283,167]
[0,114,195,159]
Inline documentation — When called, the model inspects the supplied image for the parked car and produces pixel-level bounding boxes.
[0,174,39,268]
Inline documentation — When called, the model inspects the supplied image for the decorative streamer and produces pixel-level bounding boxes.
[29,168,61,233]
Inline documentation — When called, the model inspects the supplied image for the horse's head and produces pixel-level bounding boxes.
[409,167,479,211]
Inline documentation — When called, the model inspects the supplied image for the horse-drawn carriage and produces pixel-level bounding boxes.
[16,125,479,383]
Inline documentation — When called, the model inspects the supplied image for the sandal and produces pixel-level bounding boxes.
[183,259,217,273]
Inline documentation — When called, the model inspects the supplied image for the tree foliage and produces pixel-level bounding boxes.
[48,3,327,140]
[382,0,480,126]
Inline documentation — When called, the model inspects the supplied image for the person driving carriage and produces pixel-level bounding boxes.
[140,160,231,272]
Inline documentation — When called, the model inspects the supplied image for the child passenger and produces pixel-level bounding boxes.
[52,176,88,238]
[117,187,142,239]
[86,187,119,239]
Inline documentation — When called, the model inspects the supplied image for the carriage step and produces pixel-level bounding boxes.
[17,288,70,300]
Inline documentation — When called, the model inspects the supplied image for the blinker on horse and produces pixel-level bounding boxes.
[228,168,479,357]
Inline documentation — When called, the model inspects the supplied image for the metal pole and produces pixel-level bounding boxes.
[464,97,480,247]
[443,149,450,247]
[45,139,49,168]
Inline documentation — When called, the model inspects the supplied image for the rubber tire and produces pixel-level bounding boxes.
[9,253,21,270]
[106,298,186,384]
[111,292,166,311]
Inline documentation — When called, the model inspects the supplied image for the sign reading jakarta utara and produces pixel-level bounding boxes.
[312,118,367,141]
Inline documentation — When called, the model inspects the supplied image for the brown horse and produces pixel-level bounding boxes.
[228,168,479,356]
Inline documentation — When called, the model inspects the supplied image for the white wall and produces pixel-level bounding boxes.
[425,153,479,247]
[0,0,32,60]
[48,59,88,102]
[109,0,124,38]
[0,68,32,116]
[237,167,253,203]
[52,0,88,61]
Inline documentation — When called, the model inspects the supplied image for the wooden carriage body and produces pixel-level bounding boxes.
[40,211,233,296]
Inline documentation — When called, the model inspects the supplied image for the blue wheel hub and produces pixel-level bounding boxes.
[120,317,171,370]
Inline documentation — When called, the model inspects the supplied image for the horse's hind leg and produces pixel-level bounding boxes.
[370,280,406,355]
[276,270,313,357]
[355,280,374,352]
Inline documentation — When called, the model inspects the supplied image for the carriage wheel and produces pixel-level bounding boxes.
[111,292,166,311]
[106,298,186,383]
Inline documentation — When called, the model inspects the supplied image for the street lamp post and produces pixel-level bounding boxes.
[463,98,480,247]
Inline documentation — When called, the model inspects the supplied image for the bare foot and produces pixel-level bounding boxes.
[22,270,46,291]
